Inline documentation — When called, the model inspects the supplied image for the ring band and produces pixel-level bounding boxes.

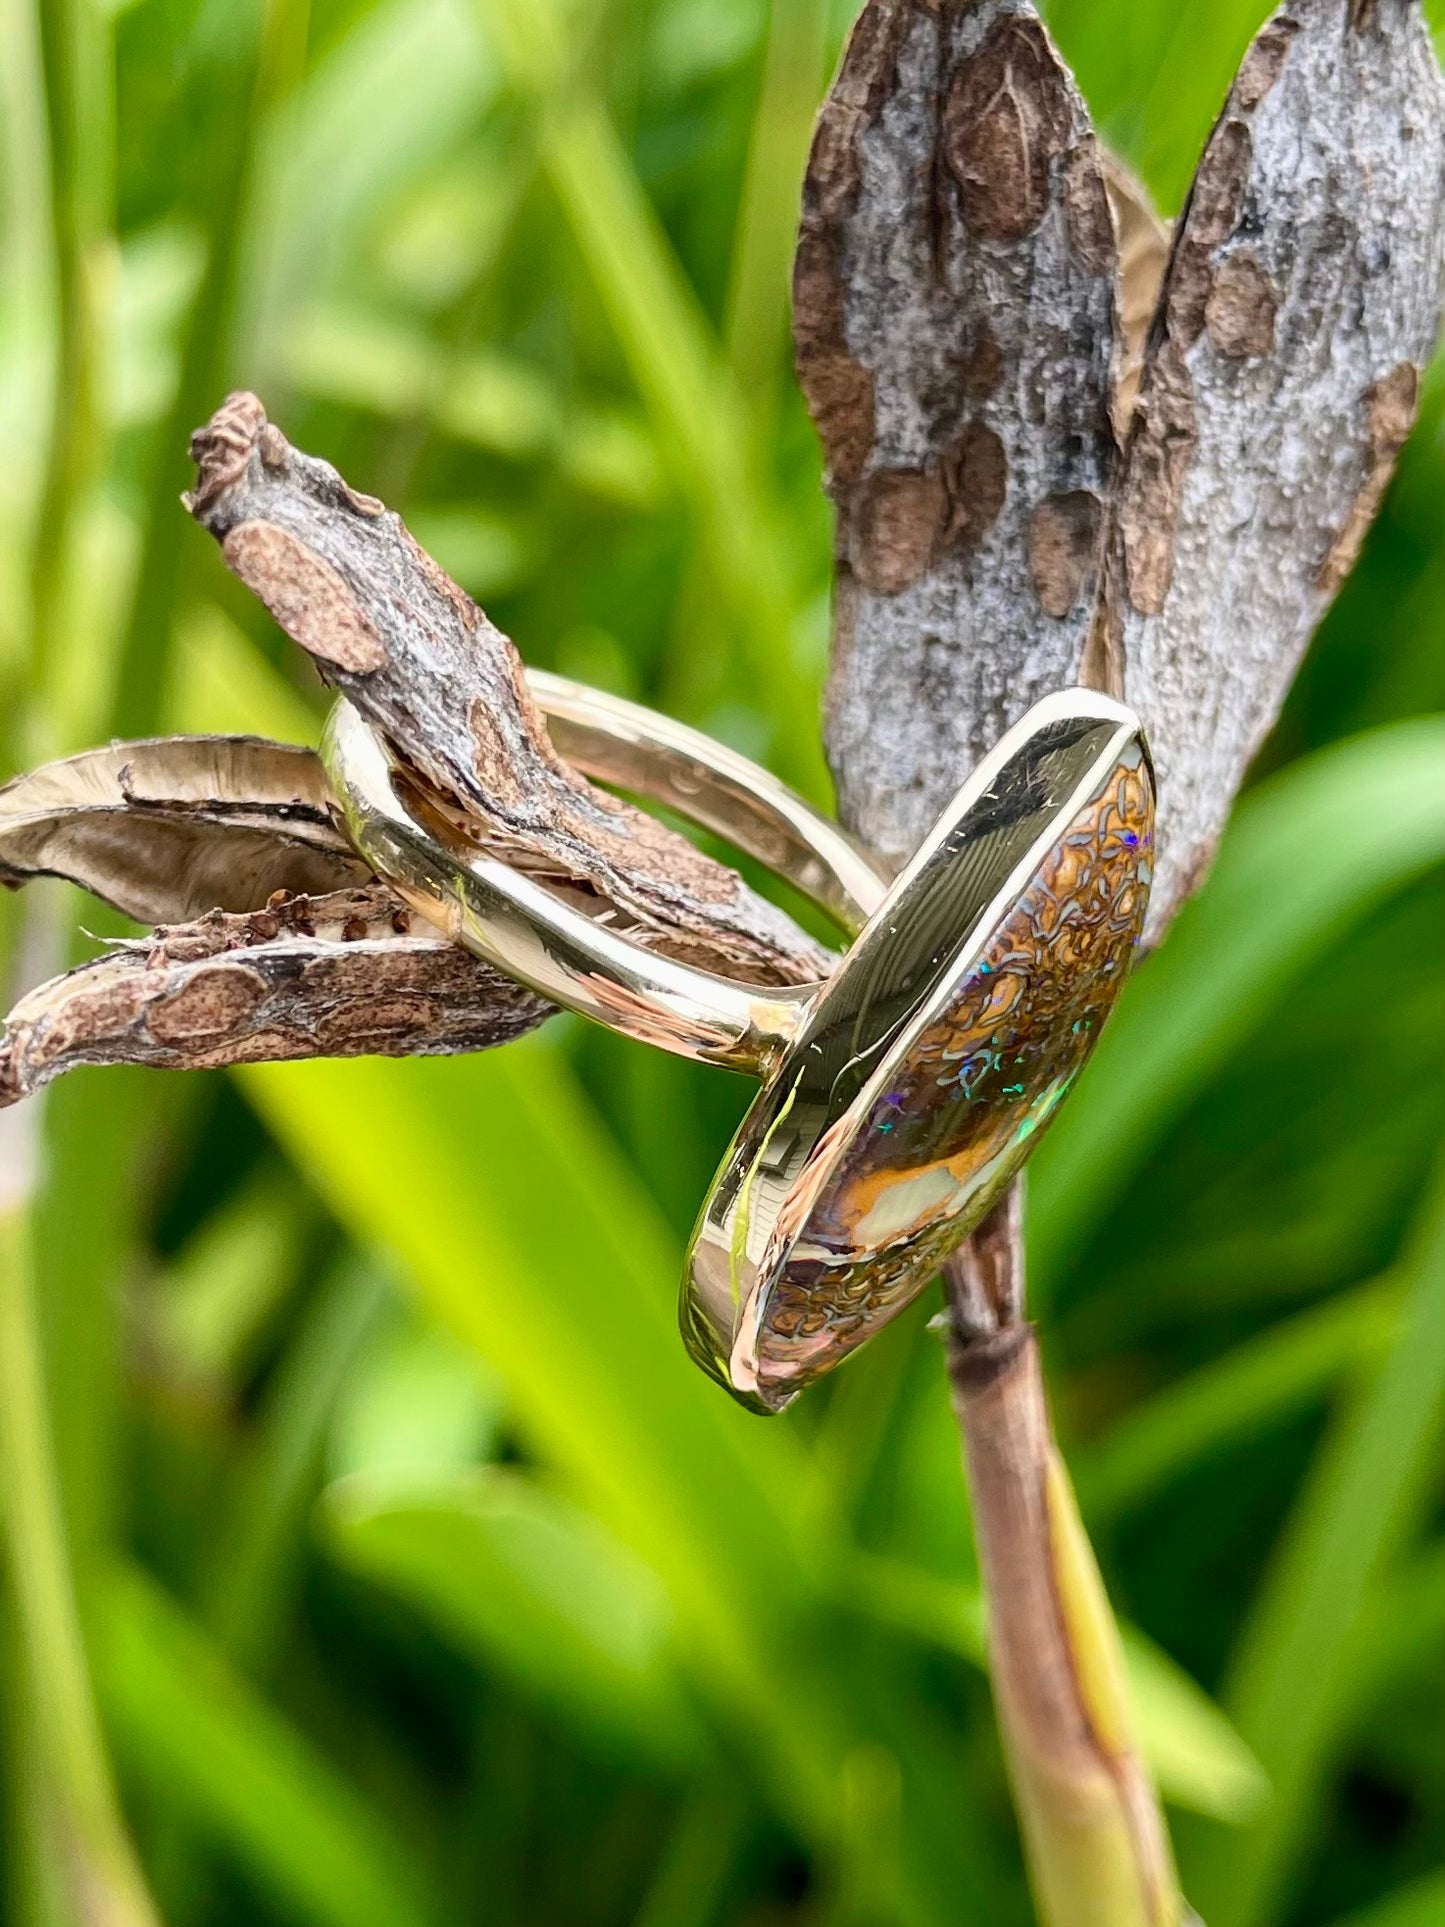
[529,671,886,935]
[324,674,880,1073]
[323,679,1154,1412]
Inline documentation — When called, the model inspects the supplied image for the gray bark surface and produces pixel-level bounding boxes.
[1105,0,1445,931]
[796,0,1119,867]
[807,0,1445,942]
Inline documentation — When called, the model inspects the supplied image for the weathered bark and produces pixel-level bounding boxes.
[0,397,850,1095]
[797,7,1443,1922]
[0,889,549,1107]
[0,14,1437,1923]
[0,737,365,924]
[1104,0,1445,933]
[807,0,1445,942]
[941,1182,1026,1342]
[184,394,830,988]
[795,0,1119,870]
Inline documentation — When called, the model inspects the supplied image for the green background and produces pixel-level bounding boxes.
[0,1,1441,1924]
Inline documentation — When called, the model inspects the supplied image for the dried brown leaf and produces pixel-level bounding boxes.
[1101,151,1172,443]
[0,737,366,924]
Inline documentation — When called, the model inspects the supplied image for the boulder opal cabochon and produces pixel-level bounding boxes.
[684,696,1153,1412]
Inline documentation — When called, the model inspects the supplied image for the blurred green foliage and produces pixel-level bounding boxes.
[0,1,1442,1924]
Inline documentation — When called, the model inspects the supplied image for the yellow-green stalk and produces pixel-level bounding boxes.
[944,1216,1185,1927]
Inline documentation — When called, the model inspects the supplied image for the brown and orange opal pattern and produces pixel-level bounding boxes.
[751,744,1153,1401]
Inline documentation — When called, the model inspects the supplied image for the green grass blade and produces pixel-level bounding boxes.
[28,0,113,758]
[236,1047,844,1829]
[631,1780,749,1927]
[1340,1541,1445,1743]
[1325,1873,1445,1927]
[1072,1276,1402,1527]
[248,0,501,356]
[1119,1630,1269,1828]
[474,0,827,796]
[151,1166,312,1391]
[320,1464,704,1769]
[1031,721,1445,1301]
[238,1047,807,1600]
[723,0,830,405]
[204,1252,389,1670]
[165,597,321,744]
[96,1562,439,1927]
[1184,1153,1445,1926]
[112,0,308,739]
[843,1551,1267,1823]
[328,1306,506,1482]
[0,1197,161,1927]
[1044,0,1269,208]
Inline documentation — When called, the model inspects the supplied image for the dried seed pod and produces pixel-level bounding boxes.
[0,888,550,1107]
[1104,0,1445,933]
[184,395,832,990]
[0,737,366,924]
[1100,151,1172,446]
[796,0,1119,868]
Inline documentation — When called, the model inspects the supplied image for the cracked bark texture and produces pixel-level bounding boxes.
[0,889,550,1107]
[185,394,830,989]
[1106,0,1445,931]
[1,392,853,1100]
[797,0,1119,871]
[808,0,1445,943]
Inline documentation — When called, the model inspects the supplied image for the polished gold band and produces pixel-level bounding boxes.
[322,672,886,1073]
[322,677,1154,1413]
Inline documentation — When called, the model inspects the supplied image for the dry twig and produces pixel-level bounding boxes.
[186,394,830,986]
[0,399,839,1102]
[0,889,548,1108]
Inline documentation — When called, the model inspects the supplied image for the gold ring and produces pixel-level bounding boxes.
[323,678,1153,1412]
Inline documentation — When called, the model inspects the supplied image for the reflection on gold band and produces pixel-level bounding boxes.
[738,745,1153,1405]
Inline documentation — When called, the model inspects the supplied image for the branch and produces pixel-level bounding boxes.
[1,396,847,1094]
[794,3,1445,1921]
[945,1303,1180,1927]
[801,0,1445,941]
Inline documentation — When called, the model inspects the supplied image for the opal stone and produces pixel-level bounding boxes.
[685,725,1153,1413]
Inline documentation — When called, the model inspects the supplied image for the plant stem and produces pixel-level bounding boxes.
[724,0,830,412]
[943,1200,1184,1927]
[0,1142,162,1927]
[28,0,111,762]
[2,8,159,1910]
[110,0,310,739]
